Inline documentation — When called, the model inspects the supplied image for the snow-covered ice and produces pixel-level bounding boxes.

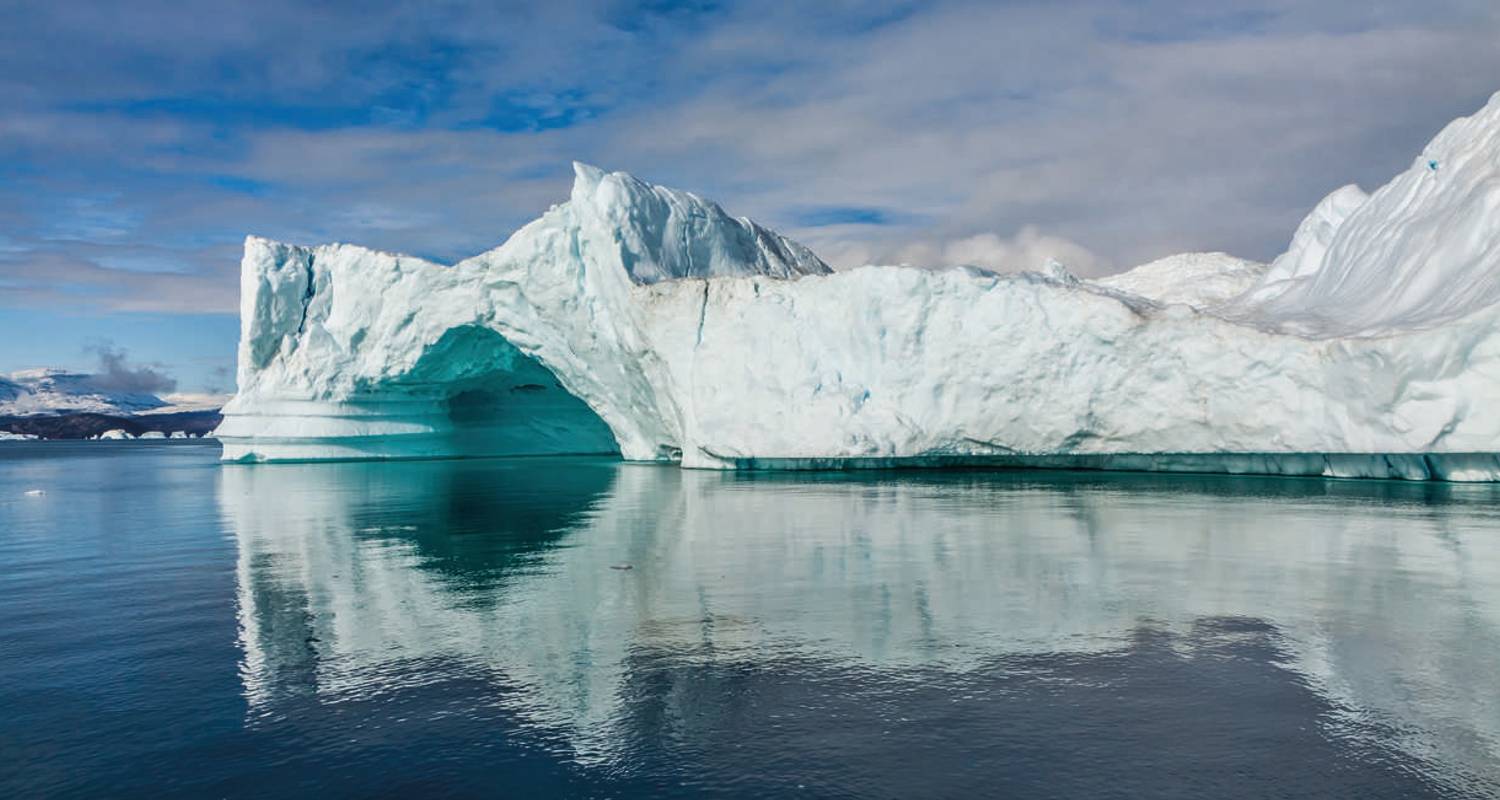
[96,429,133,440]
[0,369,168,416]
[217,94,1500,480]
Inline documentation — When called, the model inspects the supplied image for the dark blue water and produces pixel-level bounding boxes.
[2,441,1498,798]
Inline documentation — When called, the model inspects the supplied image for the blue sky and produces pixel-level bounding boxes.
[2,0,1499,392]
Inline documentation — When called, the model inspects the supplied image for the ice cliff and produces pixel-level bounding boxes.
[218,94,1500,480]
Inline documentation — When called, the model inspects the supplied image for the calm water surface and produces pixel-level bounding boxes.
[2,441,1498,798]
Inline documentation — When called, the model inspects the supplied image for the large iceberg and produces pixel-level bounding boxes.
[217,94,1500,480]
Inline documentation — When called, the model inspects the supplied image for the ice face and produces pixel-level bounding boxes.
[217,95,1500,478]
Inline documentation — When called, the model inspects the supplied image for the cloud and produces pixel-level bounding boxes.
[0,246,239,314]
[894,228,1112,278]
[158,391,232,410]
[82,342,177,394]
[205,364,232,395]
[807,226,1111,277]
[2,0,1499,321]
[605,2,1500,268]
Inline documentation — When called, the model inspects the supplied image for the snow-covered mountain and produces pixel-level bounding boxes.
[0,368,169,416]
[218,93,1500,480]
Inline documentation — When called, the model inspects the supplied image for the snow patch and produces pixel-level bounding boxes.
[1094,252,1268,310]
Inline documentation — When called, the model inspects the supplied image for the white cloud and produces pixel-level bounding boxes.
[599,3,1500,271]
[810,226,1112,277]
[3,0,1499,314]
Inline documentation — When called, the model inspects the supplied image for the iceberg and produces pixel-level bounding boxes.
[0,431,39,441]
[217,94,1500,480]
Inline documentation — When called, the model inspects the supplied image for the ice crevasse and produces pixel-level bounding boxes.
[218,92,1500,480]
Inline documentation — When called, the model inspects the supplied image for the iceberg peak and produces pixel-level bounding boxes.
[566,163,832,284]
[1223,91,1500,335]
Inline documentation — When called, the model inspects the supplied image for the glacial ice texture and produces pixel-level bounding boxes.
[217,96,1500,479]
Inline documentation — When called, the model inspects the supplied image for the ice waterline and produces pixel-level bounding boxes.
[218,94,1500,480]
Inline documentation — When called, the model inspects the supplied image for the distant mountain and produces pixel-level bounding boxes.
[0,367,227,439]
[0,368,171,416]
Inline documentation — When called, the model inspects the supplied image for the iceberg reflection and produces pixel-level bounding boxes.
[220,461,1500,793]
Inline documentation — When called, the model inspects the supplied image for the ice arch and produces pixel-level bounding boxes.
[423,324,615,453]
[394,325,618,458]
[216,324,619,461]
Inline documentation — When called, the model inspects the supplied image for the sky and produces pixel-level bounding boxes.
[2,0,1499,392]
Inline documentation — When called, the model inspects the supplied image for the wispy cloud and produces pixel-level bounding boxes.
[865,228,1111,278]
[82,341,178,394]
[1,0,1497,315]
[0,247,239,314]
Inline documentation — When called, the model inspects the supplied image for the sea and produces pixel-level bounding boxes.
[2,440,1498,798]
